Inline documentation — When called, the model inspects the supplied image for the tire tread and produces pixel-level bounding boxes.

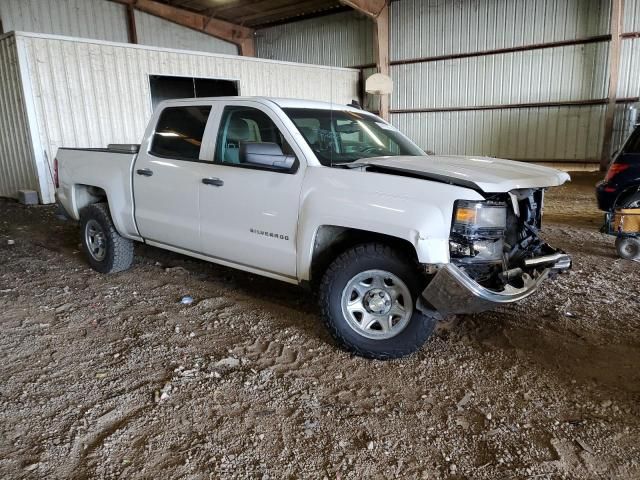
[80,203,134,274]
[319,242,436,360]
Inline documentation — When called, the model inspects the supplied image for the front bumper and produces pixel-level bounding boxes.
[421,253,571,317]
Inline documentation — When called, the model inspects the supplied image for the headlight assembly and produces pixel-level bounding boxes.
[450,201,507,263]
[452,200,507,237]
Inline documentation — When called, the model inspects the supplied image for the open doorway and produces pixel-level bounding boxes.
[149,75,239,110]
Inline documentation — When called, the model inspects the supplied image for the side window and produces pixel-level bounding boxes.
[623,127,640,154]
[150,106,212,160]
[215,106,294,166]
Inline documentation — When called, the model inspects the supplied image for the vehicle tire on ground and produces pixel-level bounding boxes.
[80,203,134,274]
[319,243,437,360]
[615,236,640,261]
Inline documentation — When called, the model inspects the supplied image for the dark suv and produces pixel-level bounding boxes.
[596,125,640,211]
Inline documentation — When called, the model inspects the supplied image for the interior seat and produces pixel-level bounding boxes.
[224,117,252,164]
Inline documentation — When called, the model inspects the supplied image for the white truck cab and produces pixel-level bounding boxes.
[56,96,571,359]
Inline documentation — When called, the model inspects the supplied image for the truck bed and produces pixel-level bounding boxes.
[56,148,141,240]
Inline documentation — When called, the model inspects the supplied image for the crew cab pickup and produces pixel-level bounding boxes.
[56,97,571,359]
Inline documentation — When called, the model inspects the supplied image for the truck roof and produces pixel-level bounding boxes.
[157,96,367,113]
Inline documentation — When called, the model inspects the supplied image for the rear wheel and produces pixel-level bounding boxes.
[80,203,134,273]
[319,243,437,359]
[616,236,640,260]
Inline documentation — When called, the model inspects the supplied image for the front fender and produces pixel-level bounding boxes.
[296,167,484,280]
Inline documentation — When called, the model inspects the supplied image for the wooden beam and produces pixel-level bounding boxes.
[126,4,138,44]
[339,0,386,18]
[373,2,390,120]
[601,0,623,170]
[237,0,336,24]
[109,0,255,55]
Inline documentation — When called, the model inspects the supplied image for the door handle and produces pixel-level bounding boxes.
[136,168,153,177]
[202,177,224,187]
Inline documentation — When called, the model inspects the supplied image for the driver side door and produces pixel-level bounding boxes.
[198,102,306,280]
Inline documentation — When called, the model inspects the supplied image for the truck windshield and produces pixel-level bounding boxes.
[283,108,424,166]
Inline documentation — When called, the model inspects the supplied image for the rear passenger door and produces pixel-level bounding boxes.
[134,103,215,251]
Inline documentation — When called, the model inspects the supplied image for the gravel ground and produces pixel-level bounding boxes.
[1,172,639,479]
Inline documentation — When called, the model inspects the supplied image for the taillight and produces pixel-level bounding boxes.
[54,157,59,188]
[604,163,630,182]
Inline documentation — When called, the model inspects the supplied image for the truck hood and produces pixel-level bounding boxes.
[359,155,570,193]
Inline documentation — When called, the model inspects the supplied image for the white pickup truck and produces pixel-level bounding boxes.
[56,96,571,359]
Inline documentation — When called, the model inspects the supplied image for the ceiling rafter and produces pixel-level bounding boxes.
[109,0,255,55]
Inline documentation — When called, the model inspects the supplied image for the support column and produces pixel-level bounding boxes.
[374,3,390,120]
[340,0,391,120]
[601,0,623,170]
[126,5,138,44]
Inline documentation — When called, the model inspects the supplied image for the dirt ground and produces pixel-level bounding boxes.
[1,172,639,479]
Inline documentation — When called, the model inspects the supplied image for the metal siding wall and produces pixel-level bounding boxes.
[624,0,640,33]
[393,42,609,109]
[392,105,605,162]
[389,0,612,162]
[16,33,359,203]
[618,38,640,99]
[134,11,238,56]
[612,0,640,154]
[0,35,39,199]
[391,0,610,61]
[256,11,374,67]
[0,0,129,43]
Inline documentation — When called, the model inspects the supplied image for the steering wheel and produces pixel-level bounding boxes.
[359,145,387,155]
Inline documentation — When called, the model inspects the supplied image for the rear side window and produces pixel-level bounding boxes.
[623,127,640,155]
[151,106,212,160]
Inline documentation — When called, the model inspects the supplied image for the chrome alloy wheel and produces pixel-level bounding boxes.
[85,219,107,261]
[340,269,413,340]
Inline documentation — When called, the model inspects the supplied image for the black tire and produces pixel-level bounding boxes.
[80,203,134,274]
[319,243,437,360]
[616,236,640,260]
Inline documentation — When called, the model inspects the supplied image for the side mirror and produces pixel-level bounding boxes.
[240,142,296,170]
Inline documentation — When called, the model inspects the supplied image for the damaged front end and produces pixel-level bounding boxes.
[422,188,571,317]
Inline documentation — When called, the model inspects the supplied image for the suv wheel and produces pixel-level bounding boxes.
[319,243,437,359]
[80,203,134,273]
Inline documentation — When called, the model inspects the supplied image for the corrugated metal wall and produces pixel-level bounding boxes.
[391,0,610,60]
[612,0,640,154]
[0,0,129,43]
[394,105,605,161]
[625,0,640,33]
[389,0,612,163]
[256,11,374,67]
[134,11,238,56]
[392,42,609,109]
[11,32,359,203]
[0,34,39,200]
[0,0,240,56]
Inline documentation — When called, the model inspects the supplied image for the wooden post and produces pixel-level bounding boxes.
[340,0,391,120]
[601,0,623,171]
[374,3,390,120]
[126,5,138,44]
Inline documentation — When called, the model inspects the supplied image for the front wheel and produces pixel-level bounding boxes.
[319,243,437,359]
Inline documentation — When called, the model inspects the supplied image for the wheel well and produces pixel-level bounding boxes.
[309,226,418,286]
[73,184,107,213]
[616,186,640,207]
